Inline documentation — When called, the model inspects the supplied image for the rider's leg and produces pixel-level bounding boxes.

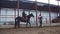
[23,17,25,20]
[25,17,28,20]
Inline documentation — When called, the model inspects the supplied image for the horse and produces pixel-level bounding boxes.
[15,13,34,28]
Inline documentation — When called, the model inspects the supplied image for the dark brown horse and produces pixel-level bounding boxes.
[15,13,34,28]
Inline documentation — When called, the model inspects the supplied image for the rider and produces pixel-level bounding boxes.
[22,11,27,20]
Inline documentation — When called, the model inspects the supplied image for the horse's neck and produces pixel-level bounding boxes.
[27,15,31,19]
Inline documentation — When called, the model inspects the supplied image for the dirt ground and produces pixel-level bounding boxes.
[0,26,60,34]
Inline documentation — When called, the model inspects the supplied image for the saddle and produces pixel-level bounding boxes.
[22,16,28,21]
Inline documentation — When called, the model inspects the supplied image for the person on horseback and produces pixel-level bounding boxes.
[22,11,27,20]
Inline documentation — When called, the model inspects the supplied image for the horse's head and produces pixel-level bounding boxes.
[30,13,34,17]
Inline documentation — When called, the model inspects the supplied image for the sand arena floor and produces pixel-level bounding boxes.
[0,26,60,34]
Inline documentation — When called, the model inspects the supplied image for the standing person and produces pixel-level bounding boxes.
[38,14,43,28]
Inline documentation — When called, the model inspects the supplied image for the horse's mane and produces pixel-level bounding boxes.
[27,14,31,17]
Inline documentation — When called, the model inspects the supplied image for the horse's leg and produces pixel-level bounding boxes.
[15,21,17,28]
[26,22,28,28]
[28,22,31,27]
[18,21,20,28]
[15,22,16,28]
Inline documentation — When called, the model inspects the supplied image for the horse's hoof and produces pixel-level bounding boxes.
[18,27,20,28]
[30,26,31,27]
[39,26,42,28]
[14,27,17,29]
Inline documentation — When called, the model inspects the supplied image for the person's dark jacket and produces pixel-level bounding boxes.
[22,12,26,17]
[39,16,42,23]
